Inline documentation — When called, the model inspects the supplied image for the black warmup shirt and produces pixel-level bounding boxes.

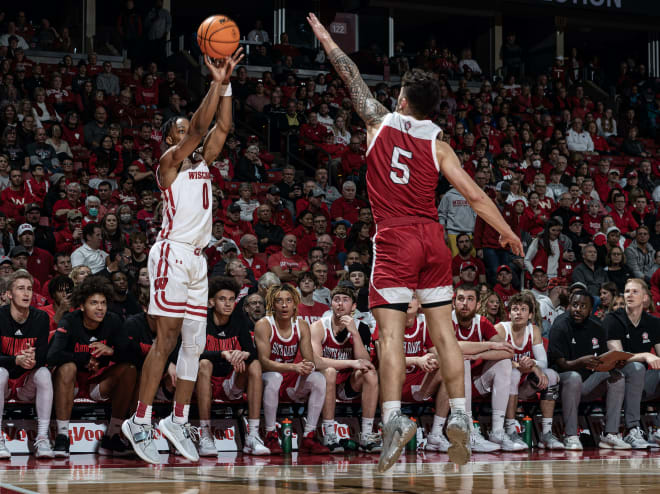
[202,308,257,377]
[123,312,179,368]
[604,308,660,355]
[548,312,608,380]
[0,306,50,378]
[47,310,131,371]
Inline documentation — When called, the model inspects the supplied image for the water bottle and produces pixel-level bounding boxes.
[281,418,292,454]
[523,416,533,448]
[406,417,417,452]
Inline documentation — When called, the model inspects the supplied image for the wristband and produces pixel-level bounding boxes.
[220,83,232,96]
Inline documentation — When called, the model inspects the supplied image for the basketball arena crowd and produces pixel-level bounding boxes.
[1,4,660,460]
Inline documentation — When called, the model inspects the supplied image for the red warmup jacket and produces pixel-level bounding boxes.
[650,268,660,312]
[473,215,502,250]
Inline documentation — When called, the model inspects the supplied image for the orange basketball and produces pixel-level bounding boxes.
[197,15,240,59]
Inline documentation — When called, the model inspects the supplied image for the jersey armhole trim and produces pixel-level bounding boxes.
[431,130,442,173]
[365,113,392,157]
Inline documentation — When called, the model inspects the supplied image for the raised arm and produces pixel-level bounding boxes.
[159,56,234,186]
[436,140,524,257]
[202,49,244,164]
[307,13,389,134]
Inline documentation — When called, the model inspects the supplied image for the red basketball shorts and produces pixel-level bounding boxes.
[369,220,453,309]
[401,370,426,402]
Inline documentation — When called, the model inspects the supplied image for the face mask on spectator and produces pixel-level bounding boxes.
[88,207,99,217]
[532,160,541,168]
[120,214,132,223]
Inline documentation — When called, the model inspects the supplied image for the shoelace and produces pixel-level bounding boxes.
[34,437,51,450]
[184,424,200,442]
[141,424,156,445]
[364,432,382,443]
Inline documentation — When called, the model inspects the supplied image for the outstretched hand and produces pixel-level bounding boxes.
[204,47,245,83]
[499,230,524,257]
[306,13,332,45]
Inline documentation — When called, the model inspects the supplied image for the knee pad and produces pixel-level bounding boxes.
[262,372,284,390]
[176,318,206,382]
[308,371,326,391]
[0,367,8,386]
[541,383,560,401]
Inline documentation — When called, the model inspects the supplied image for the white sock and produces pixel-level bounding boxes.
[56,420,69,436]
[449,397,466,414]
[107,417,122,436]
[361,417,374,434]
[431,415,446,436]
[134,402,152,425]
[37,419,49,438]
[172,403,190,425]
[505,418,518,435]
[492,410,505,435]
[382,401,401,424]
[542,418,553,435]
[467,411,473,421]
[200,420,212,437]
[304,423,317,435]
[248,419,260,438]
[322,420,335,436]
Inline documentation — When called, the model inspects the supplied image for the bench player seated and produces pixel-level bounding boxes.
[433,284,521,452]
[310,285,381,453]
[196,277,269,456]
[254,284,329,453]
[0,270,54,458]
[495,292,564,450]
[48,276,137,457]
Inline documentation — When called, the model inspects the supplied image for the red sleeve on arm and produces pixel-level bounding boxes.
[482,317,499,341]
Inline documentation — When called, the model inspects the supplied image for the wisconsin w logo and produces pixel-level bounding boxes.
[154,277,169,290]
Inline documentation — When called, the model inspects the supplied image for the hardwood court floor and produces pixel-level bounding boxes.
[1,449,660,493]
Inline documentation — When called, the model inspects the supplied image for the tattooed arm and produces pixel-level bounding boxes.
[307,13,389,133]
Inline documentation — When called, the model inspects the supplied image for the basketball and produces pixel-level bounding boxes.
[197,15,240,59]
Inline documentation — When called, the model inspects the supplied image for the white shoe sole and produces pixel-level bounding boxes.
[199,449,218,457]
[243,446,271,456]
[121,420,160,465]
[598,441,632,450]
[158,418,200,462]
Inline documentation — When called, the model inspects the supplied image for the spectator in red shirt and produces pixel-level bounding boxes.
[340,136,366,181]
[238,234,268,280]
[260,186,294,233]
[329,180,365,225]
[55,210,84,255]
[299,111,328,151]
[136,74,159,110]
[224,203,255,245]
[52,182,84,230]
[16,223,53,285]
[267,233,309,283]
[0,167,34,223]
[451,233,486,285]
[493,265,519,307]
[610,192,638,237]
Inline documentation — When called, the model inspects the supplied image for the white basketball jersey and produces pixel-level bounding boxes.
[158,158,213,248]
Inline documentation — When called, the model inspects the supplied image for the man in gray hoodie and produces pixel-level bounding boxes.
[438,187,477,256]
[625,226,656,281]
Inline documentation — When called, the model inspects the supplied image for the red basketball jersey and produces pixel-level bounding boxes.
[366,112,442,225]
[451,312,498,343]
[267,315,300,364]
[404,315,433,373]
[320,315,354,361]
[501,321,534,363]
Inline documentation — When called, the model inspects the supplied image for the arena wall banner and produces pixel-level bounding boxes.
[512,0,660,17]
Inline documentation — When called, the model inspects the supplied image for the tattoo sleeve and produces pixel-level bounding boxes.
[328,47,389,127]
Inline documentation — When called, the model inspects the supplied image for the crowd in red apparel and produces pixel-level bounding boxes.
[0,10,659,330]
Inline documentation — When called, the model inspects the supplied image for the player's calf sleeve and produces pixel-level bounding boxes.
[491,360,512,413]
[0,368,8,427]
[262,372,283,431]
[304,372,326,432]
[176,318,206,381]
[509,368,521,395]
[33,367,53,432]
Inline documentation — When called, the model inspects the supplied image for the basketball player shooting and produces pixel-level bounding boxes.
[307,13,523,472]
[122,49,243,464]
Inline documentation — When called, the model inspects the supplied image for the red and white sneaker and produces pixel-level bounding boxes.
[300,432,330,454]
[264,430,282,454]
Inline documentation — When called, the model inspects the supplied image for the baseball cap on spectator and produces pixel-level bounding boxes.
[606,226,621,235]
[58,152,73,163]
[247,135,259,145]
[496,181,511,194]
[627,170,637,178]
[532,265,546,274]
[67,210,83,220]
[221,242,238,254]
[569,216,582,225]
[212,216,225,225]
[17,224,34,237]
[337,280,356,290]
[608,169,620,176]
[497,265,511,274]
[311,188,326,198]
[548,277,568,291]
[456,104,468,111]
[227,203,241,214]
[9,246,28,258]
[268,186,281,195]
[460,261,477,273]
[0,256,11,266]
[49,173,65,185]
[332,219,351,229]
[139,144,153,152]
[24,203,40,214]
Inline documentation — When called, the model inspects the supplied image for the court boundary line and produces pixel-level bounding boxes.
[0,482,40,494]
